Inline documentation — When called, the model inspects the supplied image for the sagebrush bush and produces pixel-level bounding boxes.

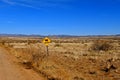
[90,40,113,51]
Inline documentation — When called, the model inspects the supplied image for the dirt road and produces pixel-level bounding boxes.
[0,48,45,80]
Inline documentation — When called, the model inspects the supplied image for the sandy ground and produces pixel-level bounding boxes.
[0,48,45,80]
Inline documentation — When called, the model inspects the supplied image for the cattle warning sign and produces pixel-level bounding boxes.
[42,37,51,46]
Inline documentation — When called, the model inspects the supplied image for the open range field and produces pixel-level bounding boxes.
[0,36,120,80]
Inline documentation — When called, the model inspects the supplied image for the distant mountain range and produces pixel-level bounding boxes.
[0,34,42,37]
[0,34,120,37]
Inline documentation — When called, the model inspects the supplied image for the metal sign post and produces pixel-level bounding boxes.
[46,46,49,56]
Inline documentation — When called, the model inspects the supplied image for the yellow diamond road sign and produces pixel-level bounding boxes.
[42,37,51,46]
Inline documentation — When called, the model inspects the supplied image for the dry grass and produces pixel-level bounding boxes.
[0,37,120,80]
[90,40,114,51]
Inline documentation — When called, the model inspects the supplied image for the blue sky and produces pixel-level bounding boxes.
[0,0,120,35]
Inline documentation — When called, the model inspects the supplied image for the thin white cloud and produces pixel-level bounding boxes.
[16,2,40,9]
[1,0,15,5]
[1,0,75,9]
[1,0,40,9]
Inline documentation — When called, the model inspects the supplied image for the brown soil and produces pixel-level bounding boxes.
[0,48,45,80]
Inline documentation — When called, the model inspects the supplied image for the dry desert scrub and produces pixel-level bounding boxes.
[1,37,120,80]
[90,40,114,51]
[1,43,85,80]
